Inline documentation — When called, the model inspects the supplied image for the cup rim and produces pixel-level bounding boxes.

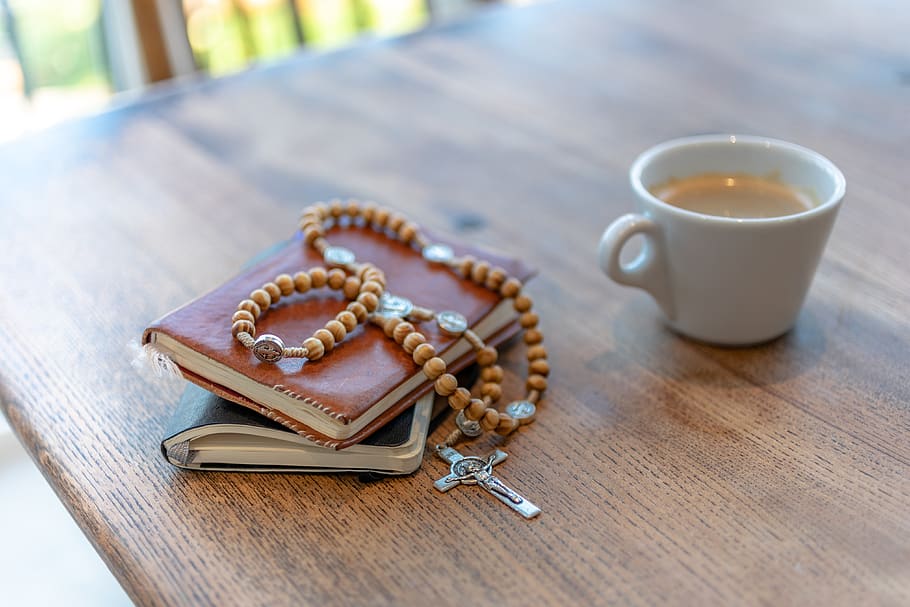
[629,134,847,224]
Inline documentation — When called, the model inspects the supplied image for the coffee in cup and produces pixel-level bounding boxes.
[649,173,816,219]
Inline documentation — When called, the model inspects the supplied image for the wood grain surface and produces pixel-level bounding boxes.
[1,0,908,605]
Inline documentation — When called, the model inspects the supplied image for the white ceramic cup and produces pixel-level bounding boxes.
[598,134,846,346]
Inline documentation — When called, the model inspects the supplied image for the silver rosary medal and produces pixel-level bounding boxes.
[505,400,536,424]
[252,334,285,363]
[323,246,356,267]
[436,310,468,335]
[422,243,454,263]
[375,292,414,318]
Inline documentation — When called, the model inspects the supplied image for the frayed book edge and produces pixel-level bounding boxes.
[130,341,184,383]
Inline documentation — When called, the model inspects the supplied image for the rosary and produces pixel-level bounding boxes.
[230,200,547,518]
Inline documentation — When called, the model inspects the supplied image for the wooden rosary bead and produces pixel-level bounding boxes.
[232,310,255,324]
[382,316,402,338]
[293,271,311,293]
[402,332,427,354]
[480,365,504,383]
[470,261,490,284]
[366,277,387,292]
[361,202,377,222]
[303,226,321,245]
[496,415,520,435]
[327,268,347,290]
[346,301,368,323]
[476,346,498,366]
[237,299,261,318]
[344,199,360,217]
[275,274,295,296]
[457,255,476,278]
[363,270,386,288]
[342,276,362,300]
[500,277,522,298]
[392,321,415,344]
[527,344,547,361]
[325,319,347,343]
[231,320,255,337]
[357,267,385,285]
[434,373,458,396]
[484,267,506,291]
[373,207,390,227]
[448,387,472,411]
[357,291,379,312]
[387,214,405,232]
[300,225,320,240]
[481,382,502,402]
[412,342,436,365]
[336,310,358,332]
[520,312,539,329]
[360,280,383,297]
[465,398,487,421]
[302,337,324,361]
[314,328,335,352]
[329,199,344,218]
[526,374,548,392]
[399,223,417,243]
[529,359,550,377]
[524,329,544,345]
[422,357,447,380]
[262,282,282,302]
[480,409,500,432]
[250,288,271,310]
[309,267,328,288]
[513,294,533,313]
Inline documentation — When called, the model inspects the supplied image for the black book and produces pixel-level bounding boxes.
[161,384,436,475]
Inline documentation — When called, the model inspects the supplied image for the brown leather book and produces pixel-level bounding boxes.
[143,226,532,450]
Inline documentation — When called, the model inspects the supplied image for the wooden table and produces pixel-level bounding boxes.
[1,1,908,605]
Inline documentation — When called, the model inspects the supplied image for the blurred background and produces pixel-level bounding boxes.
[0,1,532,604]
[0,0,534,143]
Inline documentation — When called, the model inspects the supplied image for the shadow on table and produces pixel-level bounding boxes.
[604,296,828,389]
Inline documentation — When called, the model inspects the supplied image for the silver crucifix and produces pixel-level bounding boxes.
[434,446,541,519]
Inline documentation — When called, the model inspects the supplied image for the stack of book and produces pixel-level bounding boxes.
[143,225,530,476]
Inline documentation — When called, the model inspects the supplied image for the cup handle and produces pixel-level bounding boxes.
[598,213,675,319]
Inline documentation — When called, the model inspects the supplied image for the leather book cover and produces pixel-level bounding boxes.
[143,226,532,449]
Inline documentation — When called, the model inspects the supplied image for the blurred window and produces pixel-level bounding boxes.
[0,0,523,142]
[0,0,110,140]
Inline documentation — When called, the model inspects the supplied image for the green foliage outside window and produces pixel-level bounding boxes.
[4,0,109,95]
[184,0,429,76]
